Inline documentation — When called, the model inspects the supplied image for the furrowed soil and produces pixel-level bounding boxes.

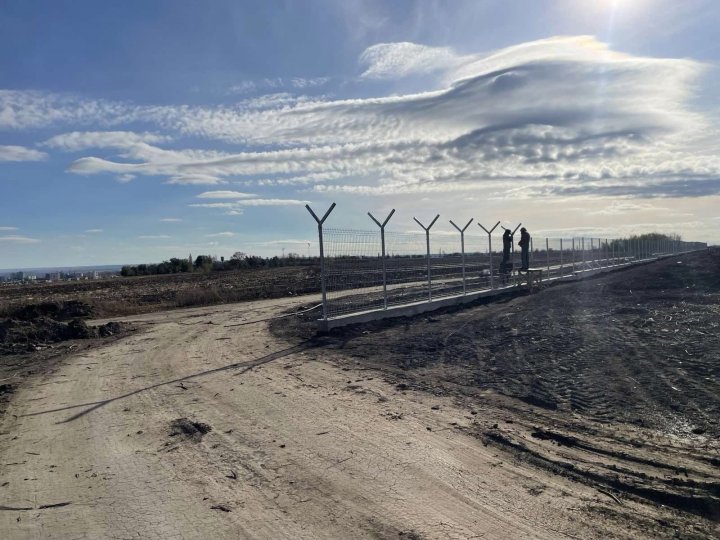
[0,251,717,538]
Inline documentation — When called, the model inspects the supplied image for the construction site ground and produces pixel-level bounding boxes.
[0,250,718,538]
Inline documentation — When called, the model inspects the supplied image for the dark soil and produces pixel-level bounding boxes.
[169,418,212,441]
[0,301,132,355]
[0,266,319,318]
[9,300,94,321]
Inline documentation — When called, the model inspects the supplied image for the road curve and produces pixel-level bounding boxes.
[2,295,606,539]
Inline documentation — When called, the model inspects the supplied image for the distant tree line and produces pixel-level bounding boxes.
[606,232,682,250]
[120,252,317,277]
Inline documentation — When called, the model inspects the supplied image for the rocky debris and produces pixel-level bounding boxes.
[0,303,131,354]
[168,418,212,441]
[97,321,125,337]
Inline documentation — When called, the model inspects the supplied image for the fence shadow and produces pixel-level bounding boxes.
[21,340,320,424]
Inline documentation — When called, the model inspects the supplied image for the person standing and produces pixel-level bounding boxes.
[501,228,513,273]
[518,227,531,270]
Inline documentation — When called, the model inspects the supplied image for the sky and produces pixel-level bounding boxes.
[1,0,719,268]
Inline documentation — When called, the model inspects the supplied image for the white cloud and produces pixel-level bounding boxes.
[0,226,18,231]
[196,190,256,199]
[116,174,135,183]
[0,145,47,162]
[165,174,227,185]
[42,131,170,151]
[138,235,171,239]
[5,36,719,201]
[85,228,103,233]
[360,42,463,79]
[0,90,129,129]
[205,232,235,238]
[190,198,308,209]
[253,239,313,246]
[586,201,693,216]
[160,218,182,222]
[228,77,330,94]
[289,77,330,89]
[0,235,40,244]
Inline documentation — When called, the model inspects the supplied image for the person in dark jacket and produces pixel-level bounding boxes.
[518,227,530,270]
[500,228,512,273]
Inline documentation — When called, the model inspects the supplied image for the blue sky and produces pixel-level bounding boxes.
[1,0,719,267]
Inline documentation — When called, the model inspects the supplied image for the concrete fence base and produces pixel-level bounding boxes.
[317,253,685,331]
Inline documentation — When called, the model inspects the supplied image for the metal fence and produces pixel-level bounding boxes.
[306,203,708,323]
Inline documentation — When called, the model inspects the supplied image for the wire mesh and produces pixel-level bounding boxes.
[320,227,707,320]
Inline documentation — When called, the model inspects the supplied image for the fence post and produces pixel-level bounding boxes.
[478,221,500,289]
[450,218,474,295]
[305,202,336,321]
[414,214,440,302]
[512,223,522,276]
[560,238,564,275]
[546,237,550,275]
[582,237,586,270]
[368,209,395,310]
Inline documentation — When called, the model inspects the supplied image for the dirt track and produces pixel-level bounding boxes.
[1,252,718,538]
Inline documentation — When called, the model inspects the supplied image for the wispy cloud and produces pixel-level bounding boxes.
[360,42,463,79]
[160,218,182,222]
[0,235,40,244]
[251,239,313,246]
[42,131,170,151]
[165,174,227,185]
[196,190,256,199]
[205,231,235,238]
[190,198,308,209]
[227,77,330,94]
[138,235,171,239]
[0,145,47,162]
[85,228,103,233]
[0,226,18,231]
[4,36,719,200]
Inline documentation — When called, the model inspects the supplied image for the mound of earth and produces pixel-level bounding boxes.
[0,300,131,354]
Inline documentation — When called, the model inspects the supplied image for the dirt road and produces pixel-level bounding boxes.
[0,293,659,539]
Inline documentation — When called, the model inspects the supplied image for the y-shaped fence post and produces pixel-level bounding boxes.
[414,214,440,302]
[368,209,395,310]
[305,202,336,321]
[450,218,474,295]
[478,221,500,289]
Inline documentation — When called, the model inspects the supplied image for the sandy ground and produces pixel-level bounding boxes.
[0,295,655,539]
[1,252,718,539]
